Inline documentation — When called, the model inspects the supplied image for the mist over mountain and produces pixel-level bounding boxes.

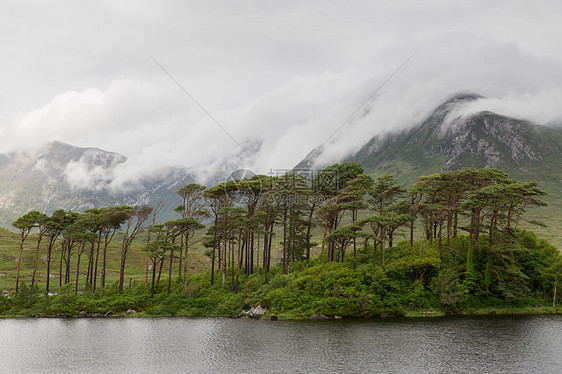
[299,92,562,184]
[2,91,562,241]
[0,141,198,227]
[298,91,562,246]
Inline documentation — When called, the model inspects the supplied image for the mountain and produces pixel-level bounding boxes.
[0,141,197,227]
[300,92,562,182]
[0,135,259,228]
[3,93,561,245]
[299,92,562,246]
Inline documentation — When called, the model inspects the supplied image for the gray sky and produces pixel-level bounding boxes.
[1,0,562,187]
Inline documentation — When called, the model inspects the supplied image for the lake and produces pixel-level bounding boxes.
[0,315,561,373]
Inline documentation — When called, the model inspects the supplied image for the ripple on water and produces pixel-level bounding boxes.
[0,315,561,373]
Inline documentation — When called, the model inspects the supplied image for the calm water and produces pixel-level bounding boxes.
[0,315,561,373]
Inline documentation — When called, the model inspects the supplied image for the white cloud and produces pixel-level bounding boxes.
[1,0,562,189]
[444,88,562,128]
[63,148,126,191]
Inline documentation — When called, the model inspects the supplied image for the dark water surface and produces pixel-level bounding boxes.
[1,315,561,373]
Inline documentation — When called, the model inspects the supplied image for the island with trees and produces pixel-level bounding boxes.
[1,165,561,319]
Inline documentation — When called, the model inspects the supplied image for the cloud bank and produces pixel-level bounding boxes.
[1,1,561,189]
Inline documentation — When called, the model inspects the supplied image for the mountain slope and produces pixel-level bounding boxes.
[0,141,196,227]
[298,92,562,246]
[300,92,562,184]
[0,137,258,228]
[349,93,562,184]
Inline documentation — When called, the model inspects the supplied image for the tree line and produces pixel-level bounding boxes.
[13,206,153,295]
[12,164,555,302]
[201,164,549,298]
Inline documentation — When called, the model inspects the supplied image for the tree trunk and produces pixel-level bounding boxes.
[15,239,25,295]
[438,222,443,259]
[288,206,294,263]
[101,240,108,292]
[31,234,44,289]
[167,245,174,294]
[85,243,92,288]
[250,231,254,275]
[320,219,329,261]
[157,260,164,286]
[211,217,218,285]
[59,245,64,287]
[179,233,184,279]
[283,204,288,274]
[118,248,127,294]
[221,214,228,287]
[241,233,246,275]
[267,226,273,270]
[263,228,269,284]
[256,234,260,280]
[65,245,72,285]
[75,243,85,294]
[231,240,235,288]
[46,237,55,293]
[235,232,242,293]
[306,204,315,262]
[145,256,149,287]
[151,260,157,298]
[184,235,190,290]
[93,237,101,292]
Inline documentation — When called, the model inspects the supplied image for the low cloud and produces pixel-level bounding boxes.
[64,149,126,191]
[9,41,562,191]
[444,88,562,128]
[2,1,562,191]
[297,43,562,168]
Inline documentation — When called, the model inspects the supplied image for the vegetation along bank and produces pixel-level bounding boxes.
[1,165,561,319]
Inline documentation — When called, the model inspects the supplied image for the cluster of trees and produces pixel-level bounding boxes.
[12,163,559,305]
[201,164,553,299]
[142,184,207,297]
[13,206,154,295]
[11,185,211,297]
[201,164,366,291]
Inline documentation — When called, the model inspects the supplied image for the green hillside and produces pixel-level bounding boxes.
[299,93,562,248]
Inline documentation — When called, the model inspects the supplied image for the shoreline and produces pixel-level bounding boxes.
[2,306,562,320]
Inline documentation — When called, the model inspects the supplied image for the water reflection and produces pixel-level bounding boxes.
[0,315,561,373]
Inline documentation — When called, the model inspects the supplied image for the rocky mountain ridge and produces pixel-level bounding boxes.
[299,92,562,186]
[0,141,195,227]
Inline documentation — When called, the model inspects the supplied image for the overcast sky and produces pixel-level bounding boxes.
[1,0,562,186]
